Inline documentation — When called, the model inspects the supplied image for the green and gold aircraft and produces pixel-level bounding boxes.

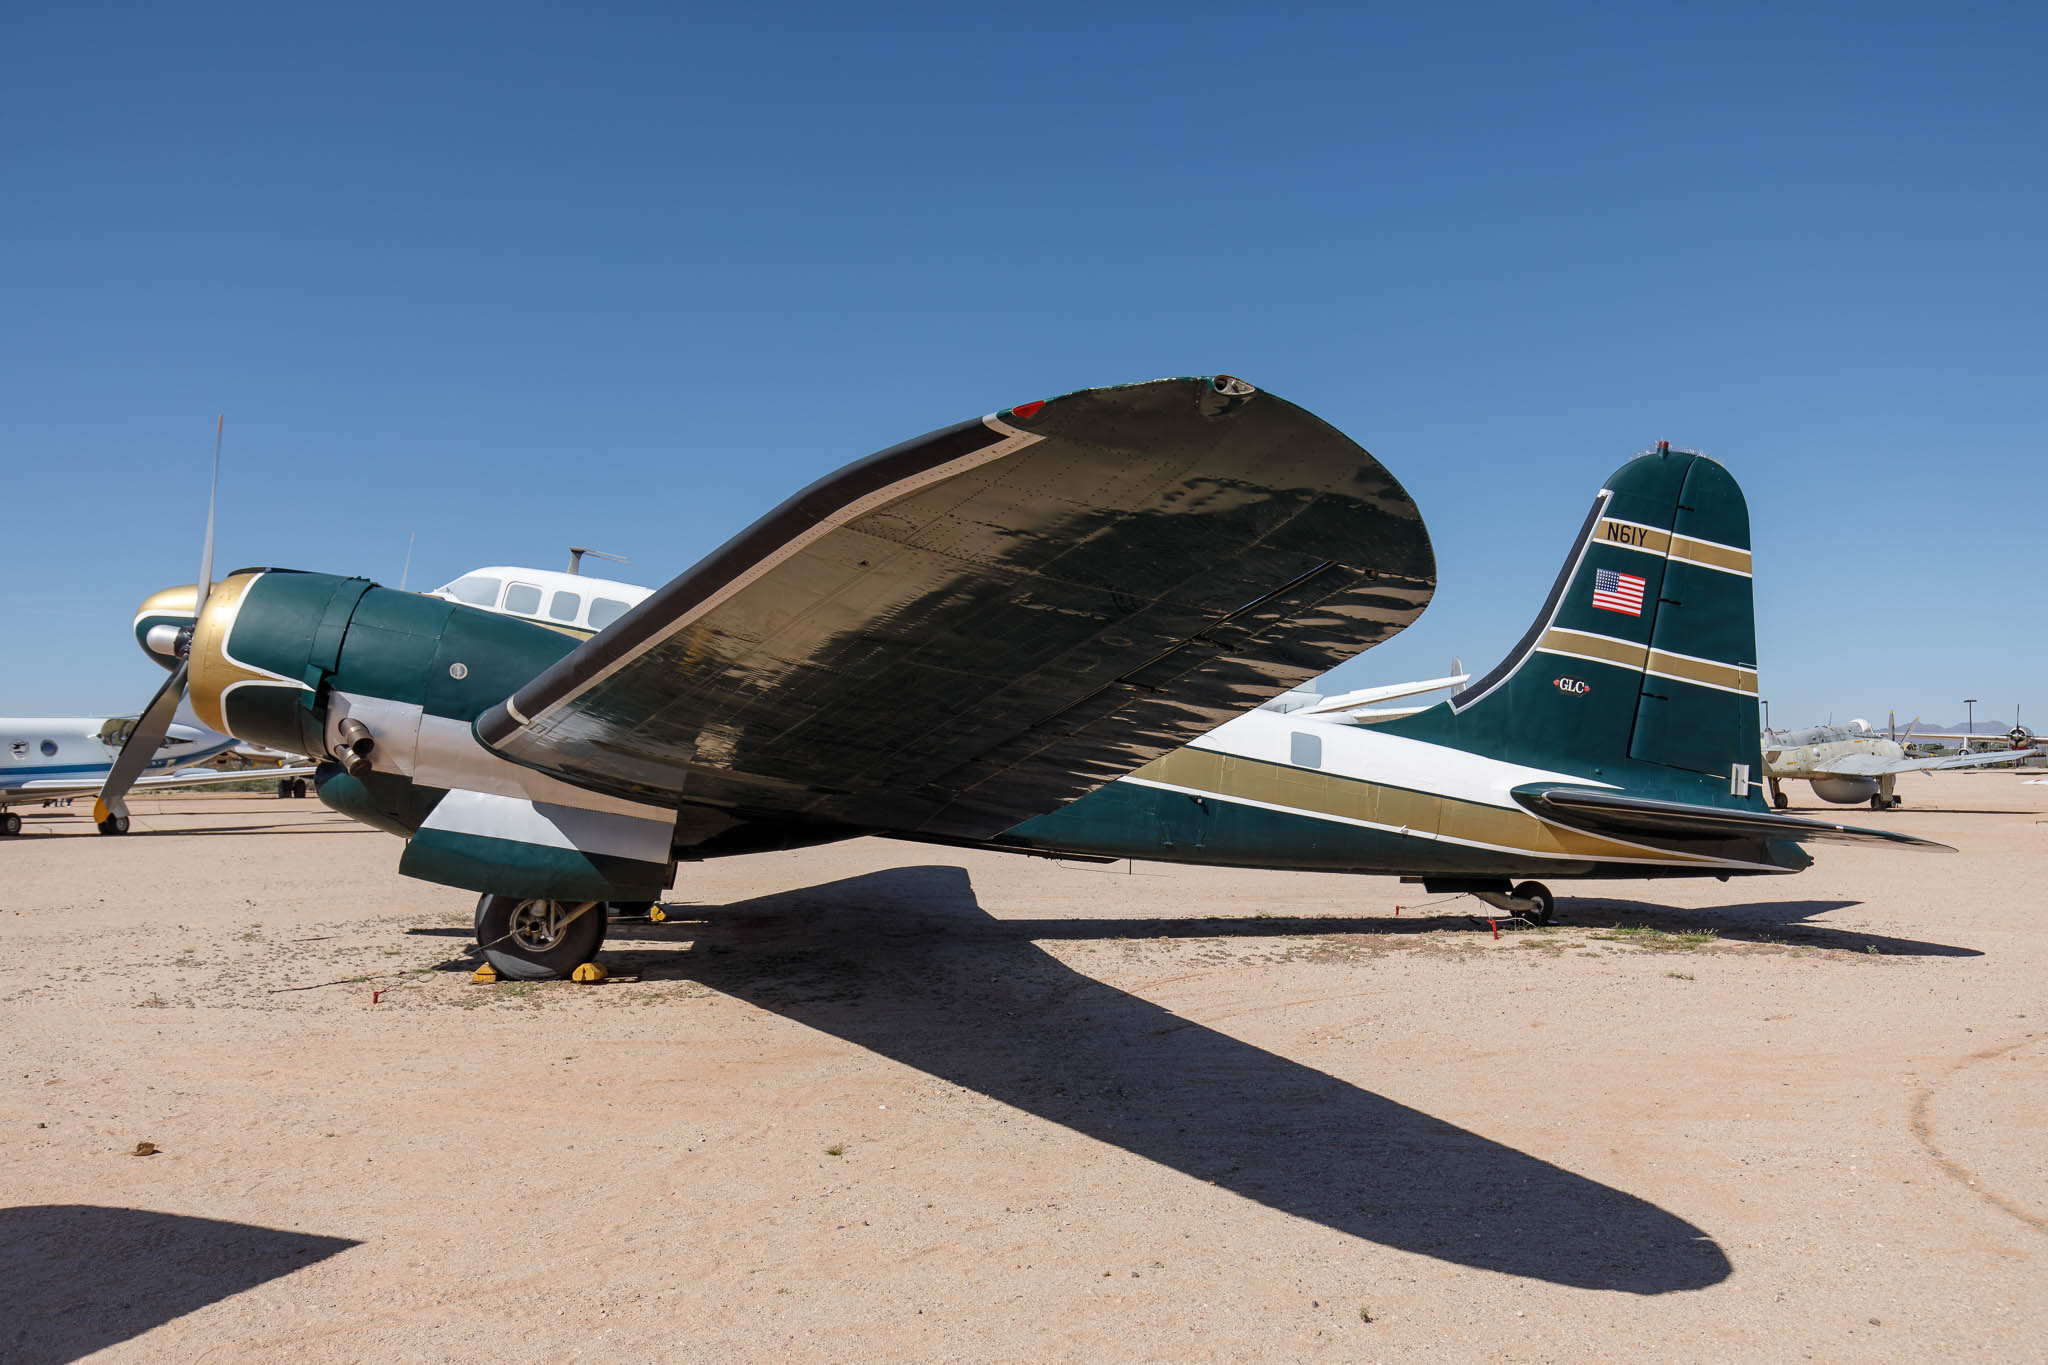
[102,376,1942,978]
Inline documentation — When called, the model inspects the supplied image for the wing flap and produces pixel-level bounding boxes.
[1517,785,1953,850]
[479,377,1436,840]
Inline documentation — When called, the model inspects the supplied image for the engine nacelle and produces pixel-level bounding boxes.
[1809,776,1880,805]
[185,569,575,765]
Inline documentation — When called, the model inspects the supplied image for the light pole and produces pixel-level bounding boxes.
[1964,697,1979,752]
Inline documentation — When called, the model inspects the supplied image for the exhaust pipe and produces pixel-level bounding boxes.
[333,717,375,778]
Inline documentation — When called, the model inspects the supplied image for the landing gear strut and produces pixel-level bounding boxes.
[1474,880,1556,926]
[474,894,609,980]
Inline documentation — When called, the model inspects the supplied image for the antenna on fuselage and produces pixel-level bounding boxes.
[567,546,630,576]
[399,530,416,591]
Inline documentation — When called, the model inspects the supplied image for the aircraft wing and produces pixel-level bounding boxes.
[1516,786,1954,850]
[479,376,1436,839]
[8,764,317,801]
[1813,748,2041,777]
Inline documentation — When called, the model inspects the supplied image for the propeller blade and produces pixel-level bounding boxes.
[196,414,223,613]
[94,661,189,827]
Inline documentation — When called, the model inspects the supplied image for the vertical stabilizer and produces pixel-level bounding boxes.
[1383,446,1763,808]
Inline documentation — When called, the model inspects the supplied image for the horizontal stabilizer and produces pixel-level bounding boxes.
[1515,785,1953,851]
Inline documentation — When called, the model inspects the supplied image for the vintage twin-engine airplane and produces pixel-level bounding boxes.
[1762,718,2040,809]
[101,376,1942,977]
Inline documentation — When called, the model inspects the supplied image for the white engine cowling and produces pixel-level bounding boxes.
[1810,776,1880,805]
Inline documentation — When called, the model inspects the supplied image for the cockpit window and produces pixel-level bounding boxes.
[588,597,632,630]
[548,590,581,623]
[504,583,542,615]
[445,575,501,607]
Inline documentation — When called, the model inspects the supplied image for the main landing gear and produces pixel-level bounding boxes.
[96,812,130,835]
[1869,794,1903,810]
[474,894,611,980]
[0,812,20,837]
[276,777,308,798]
[1474,880,1556,926]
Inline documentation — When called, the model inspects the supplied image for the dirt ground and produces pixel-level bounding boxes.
[2,775,2044,1363]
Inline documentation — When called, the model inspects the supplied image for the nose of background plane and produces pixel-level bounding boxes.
[134,583,202,668]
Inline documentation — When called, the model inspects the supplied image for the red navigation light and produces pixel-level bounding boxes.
[1657,440,1670,452]
[1010,400,1046,421]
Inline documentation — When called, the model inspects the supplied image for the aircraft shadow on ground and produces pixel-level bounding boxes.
[587,865,1734,1294]
[0,1205,357,1364]
[1566,898,1980,958]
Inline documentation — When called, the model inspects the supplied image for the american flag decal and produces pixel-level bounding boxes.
[1591,568,1646,616]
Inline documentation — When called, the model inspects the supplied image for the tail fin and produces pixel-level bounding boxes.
[1384,445,1763,808]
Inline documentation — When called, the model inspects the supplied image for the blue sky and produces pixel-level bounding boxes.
[5,2,2042,730]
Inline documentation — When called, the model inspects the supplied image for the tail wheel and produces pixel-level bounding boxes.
[96,812,130,836]
[1512,880,1556,925]
[474,894,607,980]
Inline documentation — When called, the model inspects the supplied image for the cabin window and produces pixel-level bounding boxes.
[445,575,501,607]
[503,583,542,615]
[548,590,581,623]
[1290,731,1322,769]
[589,597,631,630]
[41,740,59,756]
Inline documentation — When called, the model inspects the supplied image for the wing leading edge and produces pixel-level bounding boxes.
[479,376,1436,840]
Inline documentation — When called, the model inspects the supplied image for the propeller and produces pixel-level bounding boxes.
[93,416,224,835]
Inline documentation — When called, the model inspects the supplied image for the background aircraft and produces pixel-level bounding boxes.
[0,715,310,835]
[1761,718,2040,809]
[99,377,1938,978]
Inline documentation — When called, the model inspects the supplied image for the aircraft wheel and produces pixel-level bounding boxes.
[475,894,606,980]
[1772,789,1789,810]
[1869,795,1885,811]
[1512,880,1555,925]
[293,778,309,799]
[96,812,130,836]
[0,812,20,837]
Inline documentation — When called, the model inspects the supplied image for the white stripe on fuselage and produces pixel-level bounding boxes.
[1189,707,1610,806]
[1123,707,1769,870]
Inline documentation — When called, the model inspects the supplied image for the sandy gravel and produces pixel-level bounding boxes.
[2,775,2044,1362]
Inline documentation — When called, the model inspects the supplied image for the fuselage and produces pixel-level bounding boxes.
[1003,706,1801,879]
[0,718,236,801]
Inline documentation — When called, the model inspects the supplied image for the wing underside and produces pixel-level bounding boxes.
[479,376,1436,840]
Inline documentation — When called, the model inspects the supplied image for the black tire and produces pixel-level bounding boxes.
[1512,880,1555,926]
[1772,789,1789,810]
[0,812,20,837]
[292,778,307,798]
[278,778,292,798]
[96,813,130,836]
[475,895,606,980]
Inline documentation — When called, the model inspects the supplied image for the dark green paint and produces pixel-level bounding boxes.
[398,826,669,901]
